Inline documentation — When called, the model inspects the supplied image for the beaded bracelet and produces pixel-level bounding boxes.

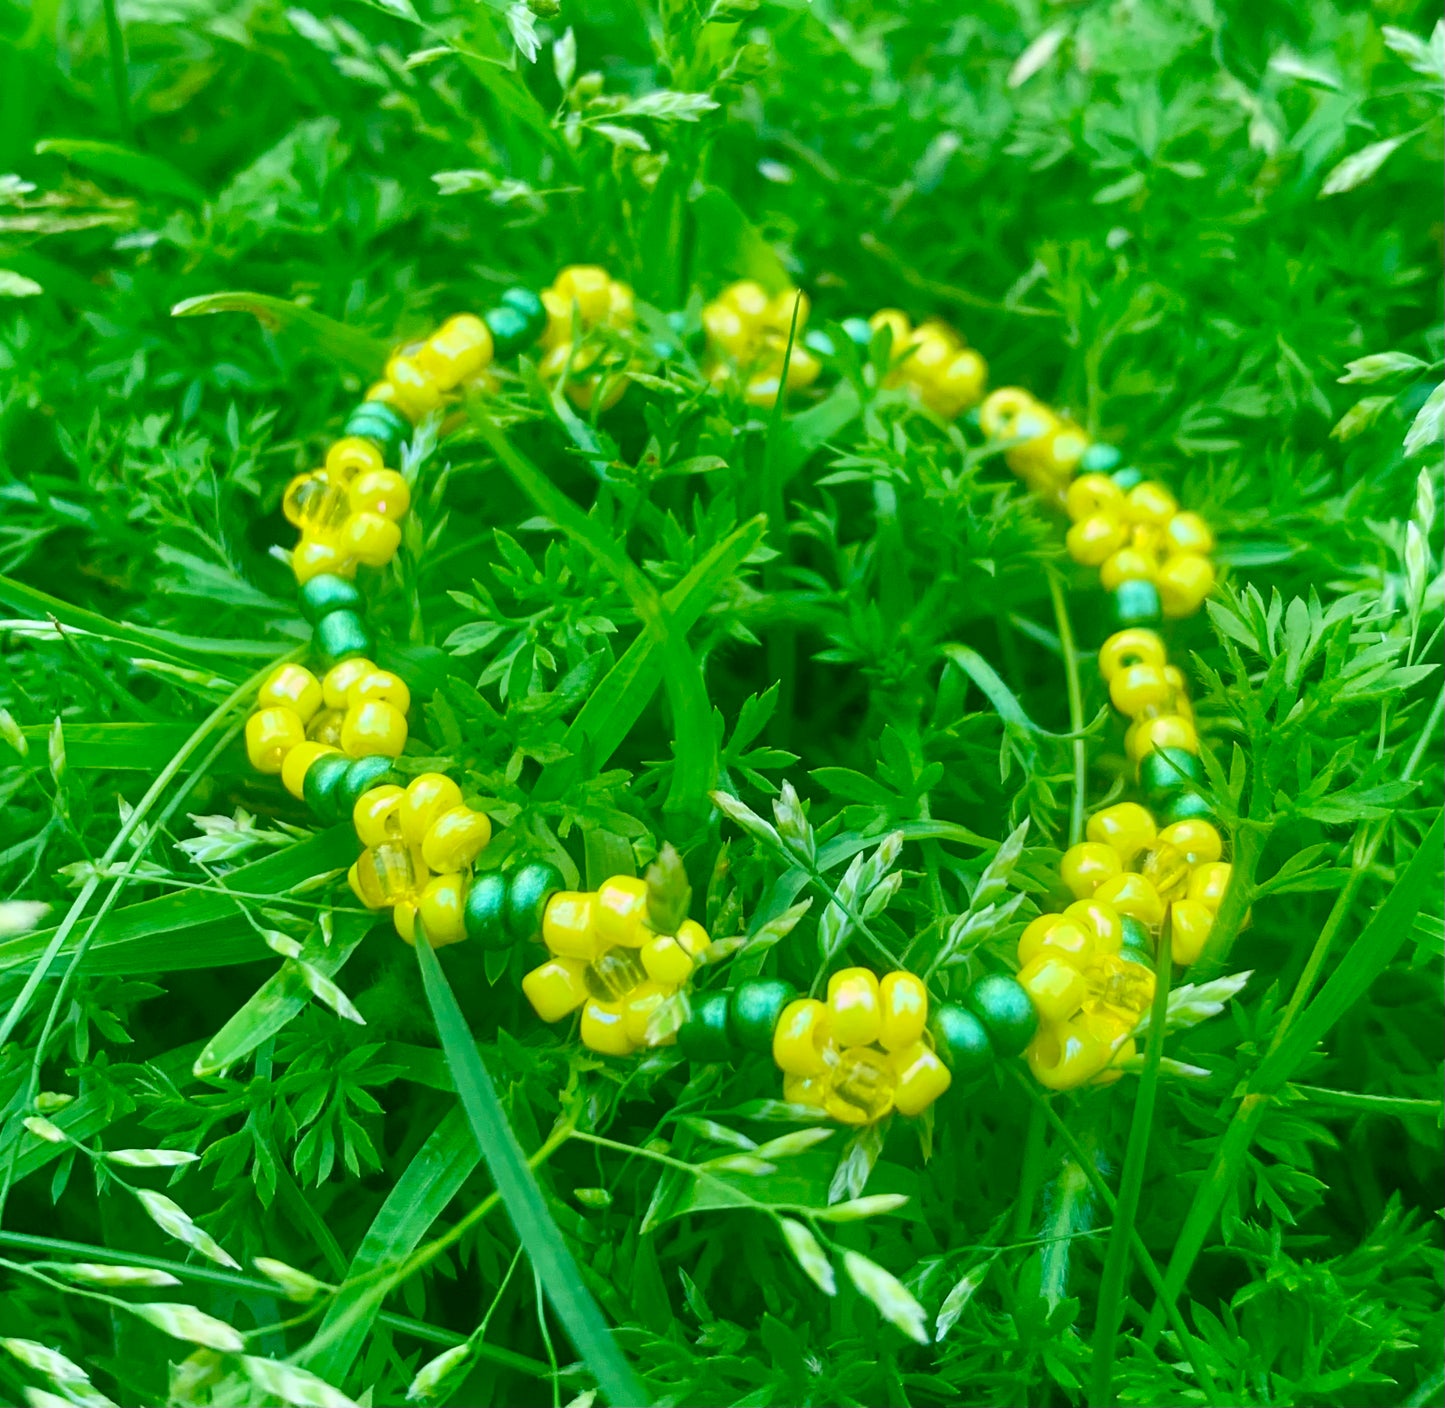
[236,263,1233,1133]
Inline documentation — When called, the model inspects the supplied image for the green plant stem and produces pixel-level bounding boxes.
[1009,1102,1048,1244]
[101,0,132,140]
[1188,818,1265,980]
[1047,569,1087,845]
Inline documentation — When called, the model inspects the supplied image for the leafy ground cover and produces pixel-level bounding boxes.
[0,0,1442,1405]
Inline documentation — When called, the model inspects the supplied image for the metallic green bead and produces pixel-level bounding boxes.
[1112,579,1162,628]
[500,286,547,341]
[299,573,363,625]
[345,400,409,441]
[505,862,564,945]
[840,316,873,347]
[677,991,734,1063]
[930,1003,994,1079]
[1139,747,1205,801]
[1081,443,1122,473]
[1119,915,1153,954]
[1160,789,1215,825]
[337,755,398,811]
[483,306,530,359]
[302,752,351,822]
[315,610,373,666]
[1110,465,1145,490]
[464,872,511,949]
[727,978,797,1054]
[964,974,1038,1058]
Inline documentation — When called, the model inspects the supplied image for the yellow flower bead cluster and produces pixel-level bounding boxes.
[284,439,412,585]
[870,310,988,419]
[538,265,635,411]
[702,280,821,407]
[1099,628,1198,768]
[369,313,497,422]
[1064,474,1216,619]
[347,772,494,947]
[978,387,1091,499]
[773,968,951,1125]
[244,659,411,780]
[521,876,710,1056]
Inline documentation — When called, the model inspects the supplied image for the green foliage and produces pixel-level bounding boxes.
[0,0,1441,1405]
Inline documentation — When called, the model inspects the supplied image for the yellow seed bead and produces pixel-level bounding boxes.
[931,349,988,417]
[307,708,345,747]
[283,473,351,536]
[1100,546,1157,589]
[1019,954,1090,1023]
[258,664,323,724]
[352,840,426,908]
[1170,898,1214,966]
[342,511,401,568]
[878,971,928,1052]
[580,999,635,1056]
[622,980,675,1047]
[1140,841,1191,903]
[384,354,444,420]
[978,386,1038,439]
[540,289,572,349]
[1085,802,1157,861]
[326,437,383,484]
[347,863,368,909]
[640,919,707,985]
[1165,510,1214,555]
[1067,513,1130,567]
[1018,913,1064,965]
[245,707,305,775]
[773,999,834,1077]
[400,773,463,845]
[823,1047,896,1125]
[553,265,613,324]
[421,805,492,872]
[393,900,417,942]
[1093,872,1166,928]
[765,287,809,332]
[354,785,406,848]
[594,875,650,948]
[1065,474,1126,522]
[365,380,399,406]
[523,956,590,1022]
[1062,899,1126,954]
[415,314,494,391]
[703,301,754,359]
[1157,553,1216,618]
[413,873,468,947]
[1060,842,1124,899]
[1098,629,1167,682]
[584,946,647,1003]
[346,670,410,716]
[322,658,376,710]
[1026,1014,1121,1091]
[1188,862,1232,911]
[1129,714,1199,762]
[869,308,912,345]
[1040,424,1089,478]
[542,892,601,961]
[340,700,408,759]
[783,1072,829,1109]
[1018,915,1093,968]
[278,740,339,800]
[890,1041,952,1117]
[293,537,354,585]
[1124,481,1179,527]
[349,469,411,522]
[1110,663,1173,718]
[826,967,883,1048]
[1159,819,1223,865]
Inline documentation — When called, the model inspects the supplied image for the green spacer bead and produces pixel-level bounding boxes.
[299,573,363,625]
[1139,746,1205,801]
[1119,914,1153,953]
[302,752,352,823]
[930,1003,994,1080]
[677,991,734,1063]
[464,873,511,949]
[505,862,565,945]
[727,978,797,1054]
[337,755,398,812]
[500,286,547,341]
[1110,465,1145,490]
[964,974,1038,1059]
[346,399,409,441]
[840,316,873,347]
[1111,578,1162,628]
[1081,443,1122,473]
[315,609,374,666]
[483,306,531,359]
[1160,789,1215,825]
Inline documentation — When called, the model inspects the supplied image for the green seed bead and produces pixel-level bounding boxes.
[677,991,734,1063]
[930,1003,994,1080]
[1081,443,1122,473]
[501,286,547,342]
[1111,578,1162,628]
[302,752,351,823]
[315,609,373,666]
[337,755,398,811]
[840,316,873,347]
[1119,915,1153,955]
[727,978,797,1054]
[299,573,364,625]
[464,872,511,949]
[345,400,409,442]
[1110,465,1145,490]
[964,974,1038,1059]
[505,862,565,945]
[1160,789,1215,825]
[483,307,530,359]
[1139,746,1205,802]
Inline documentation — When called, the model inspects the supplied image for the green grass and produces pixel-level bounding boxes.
[1,1,1442,1405]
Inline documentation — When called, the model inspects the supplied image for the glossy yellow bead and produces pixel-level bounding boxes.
[416,314,494,390]
[306,708,345,747]
[365,380,399,407]
[341,512,401,568]
[1018,912,1064,965]
[1159,819,1223,865]
[1170,898,1214,966]
[1042,424,1090,477]
[412,873,468,947]
[554,265,613,324]
[890,1041,952,1117]
[932,349,988,416]
[581,999,636,1056]
[347,863,366,908]
[325,436,383,484]
[1065,474,1126,522]
[1124,481,1179,527]
[392,900,417,942]
[1060,842,1124,899]
[1110,663,1173,718]
[322,658,376,710]
[1019,954,1090,1023]
[293,537,354,585]
[1099,629,1167,682]
[824,1046,897,1125]
[349,469,410,522]
[522,956,590,1022]
[1165,510,1214,555]
[1100,546,1158,589]
[772,998,834,1077]
[1085,802,1157,862]
[903,325,954,380]
[594,875,650,948]
[869,308,912,345]
[353,785,406,848]
[1062,899,1126,954]
[978,387,1038,439]
[246,707,305,775]
[384,354,443,420]
[280,740,340,800]
[352,840,427,908]
[1093,872,1166,929]
[283,473,351,536]
[640,919,708,985]
[1129,714,1199,762]
[340,700,408,759]
[421,806,491,872]
[1064,513,1127,567]
[400,773,463,845]
[703,301,752,358]
[258,664,323,724]
[1026,1013,1125,1091]
[1157,553,1216,618]
[1018,915,1092,968]
[826,967,883,1048]
[541,891,601,960]
[1188,862,1232,911]
[783,1072,829,1109]
[1164,665,1194,715]
[622,980,675,1047]
[878,971,929,1052]
[345,670,410,716]
[1140,841,1191,903]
